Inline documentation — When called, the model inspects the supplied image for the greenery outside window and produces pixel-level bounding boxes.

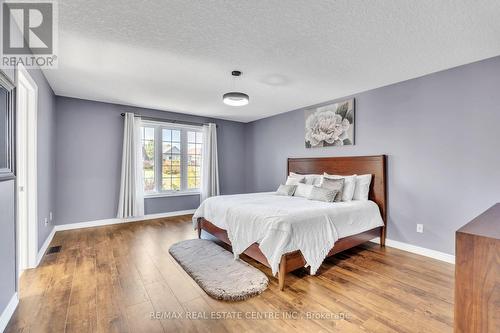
[141,121,203,196]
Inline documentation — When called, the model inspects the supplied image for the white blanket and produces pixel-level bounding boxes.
[192,192,384,276]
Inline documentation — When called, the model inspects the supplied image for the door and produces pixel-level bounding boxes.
[16,64,38,273]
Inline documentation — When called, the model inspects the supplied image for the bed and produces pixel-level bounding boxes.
[194,155,387,290]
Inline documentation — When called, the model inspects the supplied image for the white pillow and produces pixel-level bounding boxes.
[285,176,305,185]
[290,172,322,186]
[353,174,372,201]
[294,184,314,198]
[323,173,357,201]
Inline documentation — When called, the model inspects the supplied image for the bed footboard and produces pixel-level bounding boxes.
[197,218,202,239]
[197,218,382,291]
[278,256,287,291]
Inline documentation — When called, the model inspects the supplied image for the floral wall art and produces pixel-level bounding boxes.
[305,98,355,148]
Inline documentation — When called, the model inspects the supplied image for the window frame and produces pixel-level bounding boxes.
[141,120,203,197]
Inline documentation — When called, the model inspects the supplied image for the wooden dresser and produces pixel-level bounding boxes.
[455,203,500,333]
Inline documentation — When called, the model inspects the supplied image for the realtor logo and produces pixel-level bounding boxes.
[1,1,58,68]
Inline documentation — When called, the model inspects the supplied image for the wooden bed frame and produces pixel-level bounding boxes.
[197,155,387,290]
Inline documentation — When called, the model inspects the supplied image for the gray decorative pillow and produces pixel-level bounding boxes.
[303,176,322,186]
[285,176,305,186]
[290,172,322,186]
[276,184,297,196]
[308,187,339,203]
[320,177,345,202]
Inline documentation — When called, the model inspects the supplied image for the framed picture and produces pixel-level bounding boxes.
[305,98,354,148]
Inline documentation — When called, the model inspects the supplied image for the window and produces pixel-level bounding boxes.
[141,127,155,191]
[140,122,203,195]
[187,131,203,189]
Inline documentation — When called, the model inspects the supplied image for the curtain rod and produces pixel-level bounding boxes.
[120,113,215,127]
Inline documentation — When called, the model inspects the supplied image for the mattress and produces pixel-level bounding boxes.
[192,192,384,275]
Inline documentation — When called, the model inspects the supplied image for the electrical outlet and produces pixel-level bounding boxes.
[49,211,53,221]
[44,217,49,226]
[416,224,424,233]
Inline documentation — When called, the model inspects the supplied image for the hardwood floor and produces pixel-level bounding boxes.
[5,215,454,333]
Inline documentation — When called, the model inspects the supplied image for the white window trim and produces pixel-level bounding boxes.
[145,191,200,198]
[141,120,203,197]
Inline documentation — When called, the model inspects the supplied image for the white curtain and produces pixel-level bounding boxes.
[117,113,145,218]
[201,123,219,201]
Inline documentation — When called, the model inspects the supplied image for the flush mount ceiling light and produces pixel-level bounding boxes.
[223,70,249,106]
[223,91,249,106]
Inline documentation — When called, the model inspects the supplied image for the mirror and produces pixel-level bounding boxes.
[0,69,15,181]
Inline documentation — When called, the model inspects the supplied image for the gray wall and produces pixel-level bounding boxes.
[55,97,246,224]
[244,56,500,255]
[3,53,499,323]
[0,63,56,319]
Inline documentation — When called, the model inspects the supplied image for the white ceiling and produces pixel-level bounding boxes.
[43,0,500,122]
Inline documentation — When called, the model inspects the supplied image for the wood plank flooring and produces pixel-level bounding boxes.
[5,215,454,333]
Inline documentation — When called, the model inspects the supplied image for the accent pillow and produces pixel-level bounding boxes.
[320,177,344,202]
[293,184,314,198]
[290,172,322,186]
[323,173,357,201]
[308,187,339,203]
[353,174,372,200]
[276,184,297,196]
[285,176,305,185]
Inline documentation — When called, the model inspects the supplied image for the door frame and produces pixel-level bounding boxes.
[16,63,38,272]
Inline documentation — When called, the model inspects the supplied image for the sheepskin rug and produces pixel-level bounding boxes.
[169,239,269,301]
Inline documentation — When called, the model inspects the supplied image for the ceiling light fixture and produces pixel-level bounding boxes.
[223,70,249,106]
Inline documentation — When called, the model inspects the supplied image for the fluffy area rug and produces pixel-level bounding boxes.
[169,239,269,301]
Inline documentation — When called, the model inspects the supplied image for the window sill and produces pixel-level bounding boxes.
[145,191,200,199]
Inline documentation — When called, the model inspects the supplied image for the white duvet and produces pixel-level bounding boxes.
[192,192,384,276]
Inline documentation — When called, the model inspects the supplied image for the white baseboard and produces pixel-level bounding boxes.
[40,211,455,267]
[54,209,196,232]
[36,227,56,266]
[371,237,455,264]
[0,293,18,333]
[34,210,195,266]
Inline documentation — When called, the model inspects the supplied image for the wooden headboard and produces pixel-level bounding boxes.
[287,155,387,225]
